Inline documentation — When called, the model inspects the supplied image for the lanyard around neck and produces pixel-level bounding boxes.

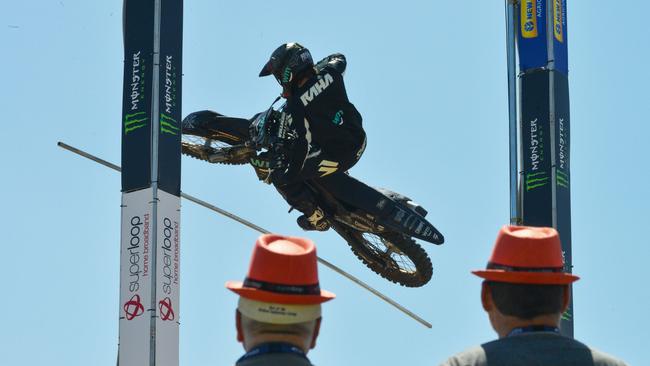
[237,342,308,363]
[507,325,560,337]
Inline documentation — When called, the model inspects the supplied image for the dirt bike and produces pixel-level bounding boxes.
[180,101,444,287]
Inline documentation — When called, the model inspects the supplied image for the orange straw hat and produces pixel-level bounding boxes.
[472,225,579,285]
[226,234,335,305]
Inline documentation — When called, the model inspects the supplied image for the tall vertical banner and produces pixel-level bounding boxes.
[120,0,182,365]
[517,0,573,336]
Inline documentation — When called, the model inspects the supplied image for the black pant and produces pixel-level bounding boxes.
[274,138,366,214]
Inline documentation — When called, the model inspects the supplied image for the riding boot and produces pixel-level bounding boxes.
[297,207,330,231]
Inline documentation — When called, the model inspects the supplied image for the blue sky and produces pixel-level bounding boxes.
[2,1,648,365]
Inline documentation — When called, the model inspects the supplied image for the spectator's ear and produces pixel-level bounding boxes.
[236,310,244,343]
[561,285,570,312]
[310,317,322,350]
[481,282,493,311]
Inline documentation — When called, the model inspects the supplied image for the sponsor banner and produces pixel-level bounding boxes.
[520,70,552,226]
[518,0,547,72]
[521,70,573,336]
[552,0,569,75]
[553,70,572,336]
[155,190,181,365]
[158,0,183,197]
[119,188,154,366]
[121,0,155,192]
[554,71,570,191]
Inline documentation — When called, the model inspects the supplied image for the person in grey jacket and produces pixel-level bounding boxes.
[440,225,627,366]
[226,234,335,366]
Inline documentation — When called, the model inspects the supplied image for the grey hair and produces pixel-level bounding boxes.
[240,313,317,338]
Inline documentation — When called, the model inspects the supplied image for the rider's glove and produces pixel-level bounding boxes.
[266,142,291,185]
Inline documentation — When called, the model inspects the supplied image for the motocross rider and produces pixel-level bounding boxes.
[259,42,366,231]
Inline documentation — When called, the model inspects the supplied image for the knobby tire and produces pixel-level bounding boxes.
[333,224,433,287]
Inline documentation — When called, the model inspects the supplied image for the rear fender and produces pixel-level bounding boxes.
[383,204,444,245]
[376,188,428,217]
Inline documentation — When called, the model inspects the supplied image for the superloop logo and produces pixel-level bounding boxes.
[158,297,175,321]
[160,217,179,296]
[127,215,150,293]
[124,294,145,320]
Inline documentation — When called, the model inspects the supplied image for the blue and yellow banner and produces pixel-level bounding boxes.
[552,0,568,75]
[518,0,547,71]
[517,0,568,75]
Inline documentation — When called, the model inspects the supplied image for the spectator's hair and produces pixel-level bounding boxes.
[487,281,565,319]
[240,314,317,338]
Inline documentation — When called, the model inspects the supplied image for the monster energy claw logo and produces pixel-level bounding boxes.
[124,111,148,135]
[526,171,549,191]
[557,170,569,188]
[160,113,179,135]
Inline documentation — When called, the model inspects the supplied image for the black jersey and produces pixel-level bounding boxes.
[283,54,365,179]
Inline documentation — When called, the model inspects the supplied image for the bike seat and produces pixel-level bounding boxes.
[315,173,396,218]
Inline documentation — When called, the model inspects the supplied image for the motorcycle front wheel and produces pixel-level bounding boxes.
[333,225,433,287]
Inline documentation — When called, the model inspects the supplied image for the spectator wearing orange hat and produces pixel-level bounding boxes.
[226,234,335,366]
[440,225,627,366]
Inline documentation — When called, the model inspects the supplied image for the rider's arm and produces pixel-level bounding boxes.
[283,100,310,180]
[315,53,347,75]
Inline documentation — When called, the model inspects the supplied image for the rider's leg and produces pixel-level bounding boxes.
[274,181,329,231]
[275,144,363,231]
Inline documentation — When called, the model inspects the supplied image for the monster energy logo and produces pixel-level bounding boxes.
[525,171,549,191]
[558,118,568,170]
[160,113,179,135]
[130,51,145,111]
[529,118,544,171]
[163,55,176,114]
[124,112,148,135]
[557,170,569,188]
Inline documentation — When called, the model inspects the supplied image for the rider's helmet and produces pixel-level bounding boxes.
[259,43,314,95]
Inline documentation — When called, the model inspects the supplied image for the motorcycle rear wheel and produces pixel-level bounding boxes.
[333,226,433,287]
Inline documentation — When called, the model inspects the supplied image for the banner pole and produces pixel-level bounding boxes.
[505,0,520,225]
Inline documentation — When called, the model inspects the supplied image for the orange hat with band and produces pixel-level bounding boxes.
[226,234,335,305]
[472,225,579,285]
